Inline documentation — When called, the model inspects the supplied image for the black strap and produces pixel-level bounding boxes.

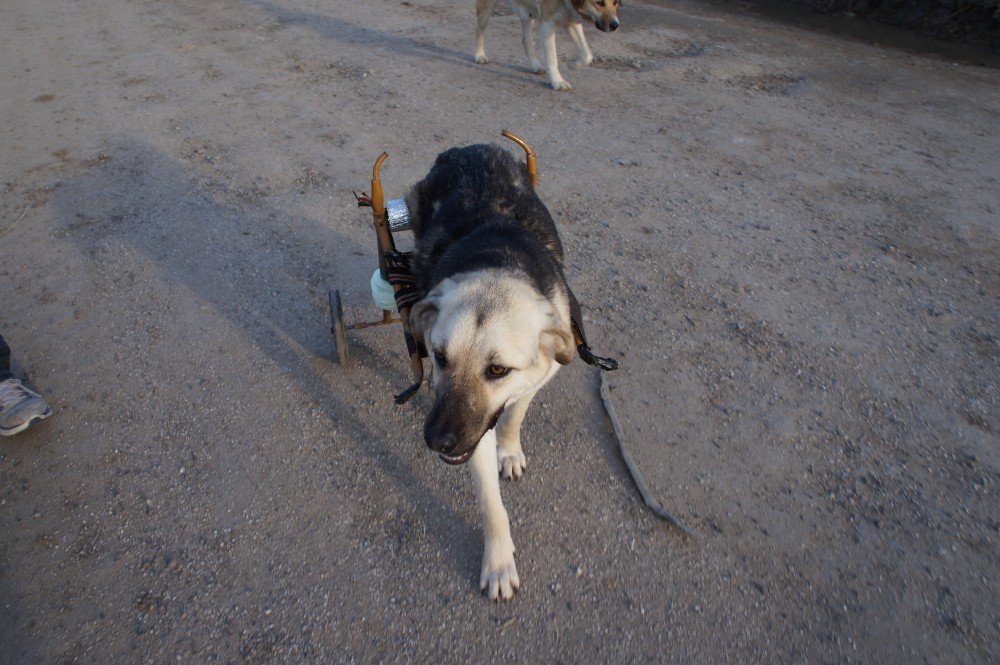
[578,344,618,371]
[567,286,619,371]
[384,251,426,313]
[386,249,617,370]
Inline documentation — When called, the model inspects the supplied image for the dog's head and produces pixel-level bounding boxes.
[409,272,575,465]
[574,0,621,32]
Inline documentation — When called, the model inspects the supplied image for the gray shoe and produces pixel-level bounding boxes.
[0,378,52,436]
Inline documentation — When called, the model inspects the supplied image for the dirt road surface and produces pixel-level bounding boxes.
[1,0,997,662]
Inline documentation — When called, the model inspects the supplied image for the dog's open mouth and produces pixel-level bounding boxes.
[439,448,477,465]
[436,406,506,466]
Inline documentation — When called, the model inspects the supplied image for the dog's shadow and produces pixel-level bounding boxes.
[248,0,470,65]
[51,139,479,581]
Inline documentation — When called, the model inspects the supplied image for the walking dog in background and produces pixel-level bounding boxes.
[474,0,622,91]
[404,144,580,600]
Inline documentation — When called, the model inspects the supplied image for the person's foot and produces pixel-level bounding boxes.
[0,378,52,436]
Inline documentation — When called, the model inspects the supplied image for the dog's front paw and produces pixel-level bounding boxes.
[529,59,545,74]
[474,53,489,65]
[498,448,527,480]
[480,535,520,601]
[570,56,593,69]
[550,78,572,91]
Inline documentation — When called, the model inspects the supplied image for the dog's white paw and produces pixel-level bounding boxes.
[550,78,572,91]
[474,53,489,65]
[570,56,592,69]
[498,448,527,480]
[529,59,545,74]
[480,536,520,601]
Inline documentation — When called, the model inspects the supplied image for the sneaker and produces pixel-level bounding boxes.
[0,378,53,436]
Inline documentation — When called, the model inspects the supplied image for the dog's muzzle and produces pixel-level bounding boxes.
[425,421,478,465]
[427,405,505,466]
[596,18,619,32]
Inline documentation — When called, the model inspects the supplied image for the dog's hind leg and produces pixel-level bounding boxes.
[474,0,499,64]
[469,429,520,600]
[567,22,593,69]
[513,6,543,73]
[539,22,571,90]
[496,391,535,479]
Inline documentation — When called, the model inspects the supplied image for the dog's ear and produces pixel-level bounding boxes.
[408,297,439,339]
[541,324,575,365]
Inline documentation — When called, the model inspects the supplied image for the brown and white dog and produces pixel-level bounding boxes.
[404,144,580,600]
[474,0,622,90]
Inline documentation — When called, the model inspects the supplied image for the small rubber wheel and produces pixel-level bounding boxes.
[329,289,350,366]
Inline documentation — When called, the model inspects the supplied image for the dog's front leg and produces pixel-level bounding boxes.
[469,429,520,600]
[496,391,535,479]
[539,22,571,91]
[567,22,593,69]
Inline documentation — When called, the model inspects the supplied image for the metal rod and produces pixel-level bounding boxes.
[501,129,538,189]
[367,152,425,396]
[349,314,401,331]
[371,152,388,215]
[370,152,396,279]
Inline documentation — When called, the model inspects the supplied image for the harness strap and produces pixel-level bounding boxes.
[384,250,618,371]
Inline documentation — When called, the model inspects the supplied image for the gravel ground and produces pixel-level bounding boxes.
[1,0,997,662]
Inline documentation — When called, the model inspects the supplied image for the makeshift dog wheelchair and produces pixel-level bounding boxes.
[329,130,617,405]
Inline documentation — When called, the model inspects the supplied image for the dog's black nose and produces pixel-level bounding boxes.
[608,20,619,32]
[425,427,458,454]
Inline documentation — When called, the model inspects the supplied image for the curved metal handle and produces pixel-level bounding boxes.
[371,151,388,216]
[501,129,537,189]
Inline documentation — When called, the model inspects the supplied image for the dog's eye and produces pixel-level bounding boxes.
[597,0,606,6]
[434,349,448,368]
[486,364,511,379]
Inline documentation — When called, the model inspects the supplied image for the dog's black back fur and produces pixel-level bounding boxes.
[407,144,567,299]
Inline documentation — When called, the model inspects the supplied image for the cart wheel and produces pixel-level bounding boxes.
[329,289,350,366]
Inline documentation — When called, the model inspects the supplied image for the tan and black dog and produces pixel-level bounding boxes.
[404,144,579,600]
[474,0,622,90]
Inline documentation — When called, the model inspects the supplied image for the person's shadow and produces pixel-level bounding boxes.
[52,139,479,578]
